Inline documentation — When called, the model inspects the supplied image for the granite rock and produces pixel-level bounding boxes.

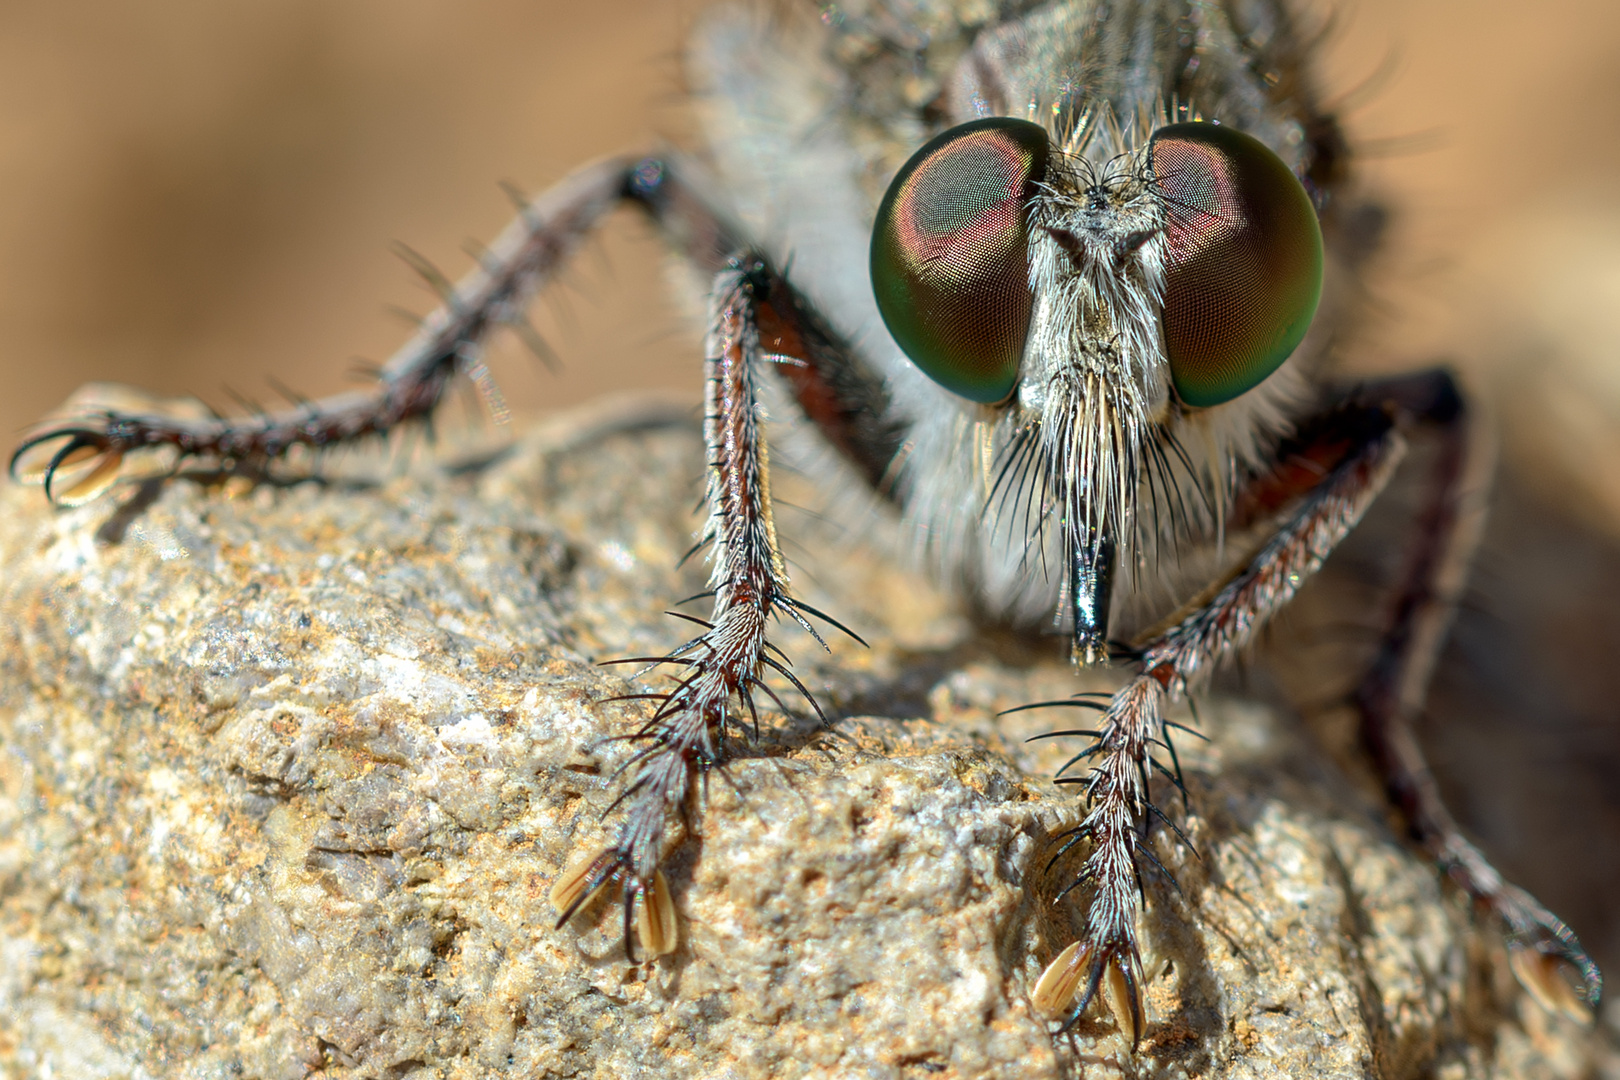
[0,392,1606,1079]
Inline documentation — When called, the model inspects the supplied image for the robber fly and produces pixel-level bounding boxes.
[8,0,1602,1047]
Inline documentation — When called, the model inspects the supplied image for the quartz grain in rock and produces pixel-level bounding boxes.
[0,393,1605,1079]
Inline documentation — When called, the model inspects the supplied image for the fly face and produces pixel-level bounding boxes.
[867,106,1324,663]
[871,115,1175,663]
[1016,133,1172,663]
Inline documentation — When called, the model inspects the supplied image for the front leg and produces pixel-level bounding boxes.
[7,147,900,962]
[548,255,865,959]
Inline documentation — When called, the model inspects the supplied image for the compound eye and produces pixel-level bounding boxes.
[1150,122,1324,408]
[871,117,1049,404]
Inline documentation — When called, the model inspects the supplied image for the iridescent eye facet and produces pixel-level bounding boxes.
[871,117,1050,404]
[1150,122,1324,408]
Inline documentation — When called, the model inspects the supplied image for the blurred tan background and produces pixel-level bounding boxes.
[0,0,701,444]
[2,0,1619,1006]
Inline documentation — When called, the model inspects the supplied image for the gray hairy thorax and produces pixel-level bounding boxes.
[688,0,1345,635]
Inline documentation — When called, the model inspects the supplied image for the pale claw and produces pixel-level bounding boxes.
[1509,941,1596,1024]
[1032,940,1092,1018]
[634,869,678,958]
[549,845,679,960]
[549,847,619,922]
[10,428,132,506]
[1034,938,1144,1049]
[1490,881,1602,1021]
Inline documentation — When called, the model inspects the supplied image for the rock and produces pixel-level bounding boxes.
[0,391,1607,1079]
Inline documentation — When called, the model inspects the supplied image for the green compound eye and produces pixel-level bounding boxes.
[871,118,1049,404]
[1150,122,1324,408]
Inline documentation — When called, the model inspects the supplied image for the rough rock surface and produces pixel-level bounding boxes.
[0,393,1607,1079]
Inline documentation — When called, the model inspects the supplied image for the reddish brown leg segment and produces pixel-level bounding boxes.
[1349,373,1603,1019]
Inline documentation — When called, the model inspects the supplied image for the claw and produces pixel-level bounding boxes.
[1102,950,1144,1048]
[549,846,621,925]
[1034,939,1145,1049]
[635,869,679,957]
[1033,939,1093,1017]
[1508,941,1597,1024]
[10,427,133,506]
[549,847,679,959]
[51,447,126,506]
[12,427,101,478]
[1490,882,1603,1021]
[11,433,92,482]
